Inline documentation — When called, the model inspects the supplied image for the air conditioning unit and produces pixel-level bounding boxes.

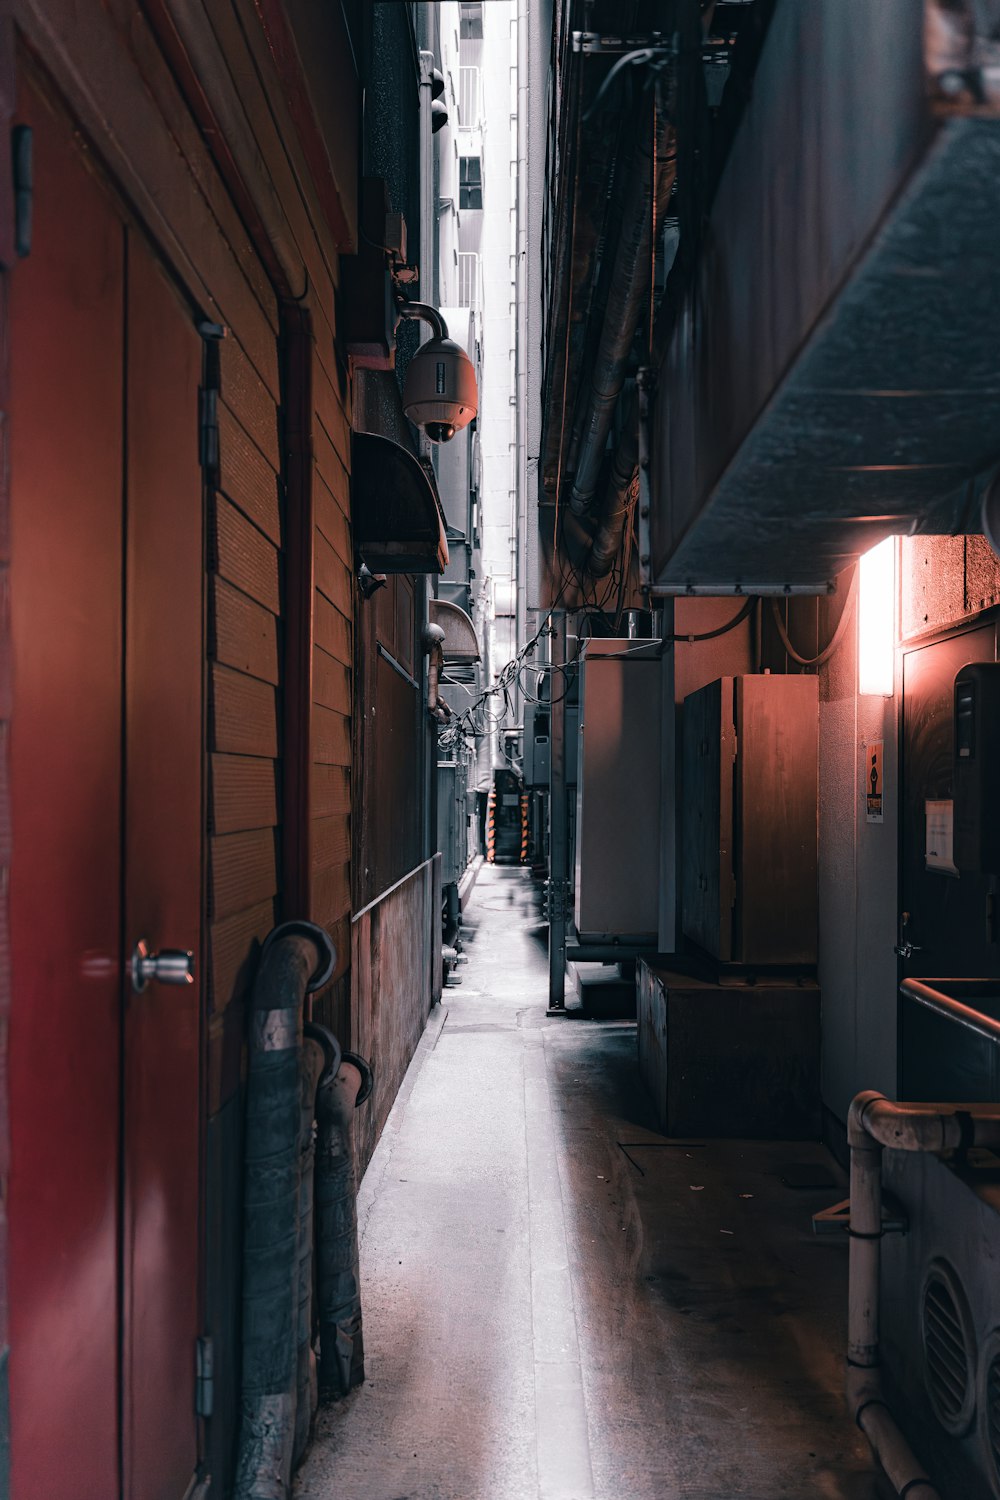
[881,1147,1000,1499]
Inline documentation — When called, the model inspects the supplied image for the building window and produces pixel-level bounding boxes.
[460,3,483,40]
[460,155,483,211]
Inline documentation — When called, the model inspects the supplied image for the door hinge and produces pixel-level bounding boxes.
[198,321,227,479]
[198,385,219,476]
[12,125,33,258]
[196,1335,214,1418]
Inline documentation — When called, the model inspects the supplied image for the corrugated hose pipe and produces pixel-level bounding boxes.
[315,1048,374,1402]
[234,921,335,1500]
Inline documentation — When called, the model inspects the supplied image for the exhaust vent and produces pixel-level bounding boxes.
[922,1259,977,1437]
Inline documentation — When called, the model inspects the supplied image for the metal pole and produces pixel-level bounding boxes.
[548,609,568,1010]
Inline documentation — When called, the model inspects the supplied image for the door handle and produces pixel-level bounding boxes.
[893,941,922,960]
[131,938,195,994]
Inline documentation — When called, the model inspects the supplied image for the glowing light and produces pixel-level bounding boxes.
[858,537,896,697]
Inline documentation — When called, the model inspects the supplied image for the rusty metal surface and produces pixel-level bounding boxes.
[651,1,1000,589]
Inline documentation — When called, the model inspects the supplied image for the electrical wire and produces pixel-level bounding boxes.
[768,576,856,668]
[667,595,756,643]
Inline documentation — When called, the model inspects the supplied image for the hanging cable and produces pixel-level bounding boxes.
[767,575,856,668]
[666,595,756,642]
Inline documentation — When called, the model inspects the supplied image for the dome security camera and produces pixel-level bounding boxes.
[397,302,478,443]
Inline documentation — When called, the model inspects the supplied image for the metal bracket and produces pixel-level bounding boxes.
[544,877,571,923]
[812,1197,909,1238]
[12,125,33,258]
[195,1335,214,1418]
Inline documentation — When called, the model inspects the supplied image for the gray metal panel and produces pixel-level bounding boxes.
[574,640,662,942]
[437,761,465,885]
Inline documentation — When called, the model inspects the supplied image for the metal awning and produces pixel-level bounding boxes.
[351,430,449,574]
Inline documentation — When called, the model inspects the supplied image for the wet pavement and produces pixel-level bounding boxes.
[296,865,885,1500]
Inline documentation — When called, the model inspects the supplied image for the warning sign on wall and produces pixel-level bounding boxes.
[865,741,884,824]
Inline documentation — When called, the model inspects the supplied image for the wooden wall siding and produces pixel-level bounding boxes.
[350,862,435,1177]
[207,383,283,1104]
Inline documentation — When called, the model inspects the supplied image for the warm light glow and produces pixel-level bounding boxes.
[858,537,896,696]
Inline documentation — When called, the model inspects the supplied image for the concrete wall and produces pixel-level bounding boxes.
[817,573,899,1128]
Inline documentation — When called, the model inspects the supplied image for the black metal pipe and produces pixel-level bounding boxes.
[569,116,675,516]
[234,922,335,1500]
[588,390,639,577]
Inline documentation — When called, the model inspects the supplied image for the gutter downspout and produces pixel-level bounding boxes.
[423,621,447,720]
[234,921,335,1500]
[293,1023,343,1466]
[417,49,437,863]
[515,0,529,668]
[846,1090,1000,1500]
[569,118,676,517]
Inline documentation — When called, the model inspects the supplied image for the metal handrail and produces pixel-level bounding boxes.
[900,976,1000,1047]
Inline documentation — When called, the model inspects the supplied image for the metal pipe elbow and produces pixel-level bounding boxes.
[847,1090,887,1149]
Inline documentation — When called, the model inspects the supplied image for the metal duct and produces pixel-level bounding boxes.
[588,390,639,577]
[569,116,676,517]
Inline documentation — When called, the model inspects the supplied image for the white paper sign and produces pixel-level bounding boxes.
[925,798,958,875]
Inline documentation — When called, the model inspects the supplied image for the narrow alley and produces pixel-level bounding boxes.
[297,867,879,1500]
[4,4,1000,1499]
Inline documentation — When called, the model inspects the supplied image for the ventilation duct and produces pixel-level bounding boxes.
[429,598,480,661]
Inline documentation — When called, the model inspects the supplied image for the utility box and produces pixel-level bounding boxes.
[682,674,818,966]
[437,761,468,885]
[523,702,551,788]
[574,640,662,943]
[954,662,1000,874]
[524,701,579,788]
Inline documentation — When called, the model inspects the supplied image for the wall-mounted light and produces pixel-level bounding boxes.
[858,536,896,697]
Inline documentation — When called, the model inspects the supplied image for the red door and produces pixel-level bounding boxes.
[8,71,203,1500]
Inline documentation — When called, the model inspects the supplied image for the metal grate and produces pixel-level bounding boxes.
[459,66,481,129]
[458,252,481,310]
[922,1264,976,1436]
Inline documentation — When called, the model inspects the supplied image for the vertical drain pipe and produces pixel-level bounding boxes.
[568,118,675,517]
[294,1023,342,1467]
[315,1052,374,1401]
[846,1091,1000,1500]
[587,391,639,578]
[235,922,335,1500]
